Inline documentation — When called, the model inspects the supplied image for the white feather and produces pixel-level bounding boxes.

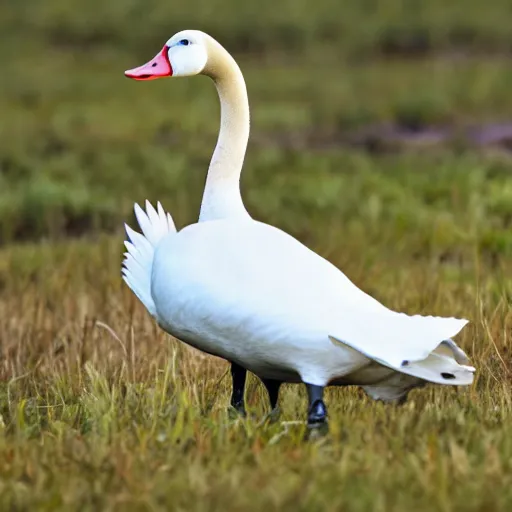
[122,202,177,317]
[148,218,475,390]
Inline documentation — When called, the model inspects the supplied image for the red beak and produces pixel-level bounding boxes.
[125,46,173,80]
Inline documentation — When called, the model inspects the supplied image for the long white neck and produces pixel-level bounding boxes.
[199,49,251,222]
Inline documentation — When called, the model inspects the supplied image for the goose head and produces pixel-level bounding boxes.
[125,30,214,80]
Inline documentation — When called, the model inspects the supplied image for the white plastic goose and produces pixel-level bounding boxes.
[122,30,475,433]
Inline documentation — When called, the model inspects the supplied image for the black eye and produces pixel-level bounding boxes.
[179,39,190,46]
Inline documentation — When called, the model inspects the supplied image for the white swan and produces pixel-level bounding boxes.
[122,30,475,433]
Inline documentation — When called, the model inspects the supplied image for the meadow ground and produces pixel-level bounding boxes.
[1,0,512,510]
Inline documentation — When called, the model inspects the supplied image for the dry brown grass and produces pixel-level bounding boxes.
[0,234,510,511]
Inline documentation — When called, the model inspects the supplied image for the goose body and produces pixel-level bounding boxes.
[125,203,474,403]
[122,30,475,429]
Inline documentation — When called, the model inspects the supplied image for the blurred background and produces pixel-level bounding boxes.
[1,0,512,261]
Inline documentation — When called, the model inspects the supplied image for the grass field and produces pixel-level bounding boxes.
[1,0,512,509]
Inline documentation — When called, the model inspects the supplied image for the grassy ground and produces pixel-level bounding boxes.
[1,0,512,509]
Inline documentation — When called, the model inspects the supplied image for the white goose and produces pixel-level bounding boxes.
[122,30,475,433]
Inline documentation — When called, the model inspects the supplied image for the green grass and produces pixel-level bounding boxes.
[0,235,510,511]
[1,0,512,509]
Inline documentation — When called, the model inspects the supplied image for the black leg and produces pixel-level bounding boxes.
[229,362,247,417]
[306,384,328,436]
[261,379,281,410]
[261,378,282,422]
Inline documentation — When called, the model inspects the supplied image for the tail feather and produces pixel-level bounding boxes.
[437,338,471,366]
[134,201,175,246]
[329,334,475,386]
[122,201,177,317]
[397,339,475,385]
